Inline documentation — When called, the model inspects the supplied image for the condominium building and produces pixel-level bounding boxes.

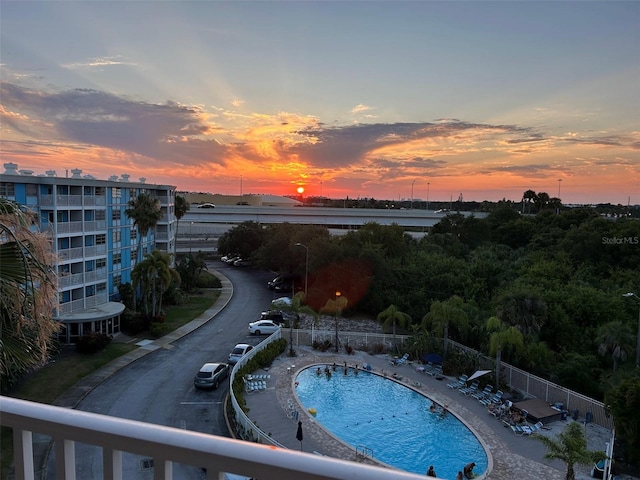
[0,163,177,343]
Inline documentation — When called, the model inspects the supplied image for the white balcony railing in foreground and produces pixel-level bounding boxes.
[1,396,425,480]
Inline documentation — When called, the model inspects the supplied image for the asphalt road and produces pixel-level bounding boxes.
[45,263,279,480]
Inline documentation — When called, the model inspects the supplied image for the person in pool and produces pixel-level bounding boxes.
[426,465,437,477]
[463,462,476,478]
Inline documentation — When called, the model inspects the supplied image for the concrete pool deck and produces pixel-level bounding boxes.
[243,346,626,480]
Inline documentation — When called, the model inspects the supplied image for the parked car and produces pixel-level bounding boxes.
[267,273,301,290]
[228,343,253,365]
[273,280,303,293]
[196,203,216,208]
[248,320,281,335]
[233,258,251,267]
[260,310,298,327]
[193,362,229,389]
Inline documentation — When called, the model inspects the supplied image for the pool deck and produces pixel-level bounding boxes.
[243,347,621,480]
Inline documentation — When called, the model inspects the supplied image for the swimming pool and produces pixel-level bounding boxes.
[295,365,488,479]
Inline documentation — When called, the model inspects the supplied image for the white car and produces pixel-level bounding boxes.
[248,320,281,335]
[197,203,215,209]
[228,343,254,365]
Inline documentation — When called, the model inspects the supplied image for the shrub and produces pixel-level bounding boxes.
[312,340,332,352]
[150,322,173,338]
[76,333,112,354]
[121,310,146,335]
[196,271,222,288]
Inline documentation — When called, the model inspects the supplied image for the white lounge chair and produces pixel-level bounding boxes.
[390,353,409,366]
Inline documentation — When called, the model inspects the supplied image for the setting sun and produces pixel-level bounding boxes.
[297,186,305,195]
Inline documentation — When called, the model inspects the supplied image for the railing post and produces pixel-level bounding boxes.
[103,447,123,480]
[13,429,35,480]
[55,438,76,480]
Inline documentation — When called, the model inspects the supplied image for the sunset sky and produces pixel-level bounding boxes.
[1,1,638,205]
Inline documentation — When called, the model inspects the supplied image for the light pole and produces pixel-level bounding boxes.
[189,221,193,254]
[411,180,415,209]
[334,290,341,353]
[623,292,640,367]
[294,243,308,299]
[427,182,430,211]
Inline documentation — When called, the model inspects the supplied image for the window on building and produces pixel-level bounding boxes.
[112,187,121,203]
[113,274,121,287]
[95,210,106,221]
[0,183,15,196]
[97,283,107,294]
[96,234,106,245]
[113,230,121,243]
[113,252,121,264]
[112,209,121,221]
[130,229,137,241]
[96,258,106,269]
[86,285,95,297]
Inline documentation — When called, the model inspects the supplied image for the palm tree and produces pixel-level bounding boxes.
[0,198,59,382]
[596,320,634,372]
[422,295,468,358]
[125,193,164,264]
[320,293,348,353]
[522,189,537,214]
[132,251,175,319]
[377,304,411,352]
[486,316,524,386]
[174,195,190,238]
[531,421,606,480]
[277,292,319,356]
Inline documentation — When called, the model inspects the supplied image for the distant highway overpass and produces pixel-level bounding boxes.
[177,205,487,253]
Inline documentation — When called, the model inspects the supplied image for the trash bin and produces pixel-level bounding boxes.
[572,409,579,421]
[585,411,593,423]
[561,410,568,421]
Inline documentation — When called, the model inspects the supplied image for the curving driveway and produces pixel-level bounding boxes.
[45,263,277,480]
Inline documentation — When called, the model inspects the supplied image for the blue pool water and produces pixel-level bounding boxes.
[295,366,488,479]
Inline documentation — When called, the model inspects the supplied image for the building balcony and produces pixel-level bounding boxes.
[0,396,421,480]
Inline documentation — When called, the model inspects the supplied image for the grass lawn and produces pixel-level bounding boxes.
[1,289,219,480]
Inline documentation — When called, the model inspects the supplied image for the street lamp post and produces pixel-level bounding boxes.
[190,221,193,254]
[294,243,309,299]
[623,292,640,367]
[411,180,415,209]
[335,291,341,353]
[427,182,430,211]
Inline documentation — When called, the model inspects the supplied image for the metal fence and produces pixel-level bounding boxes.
[446,340,613,430]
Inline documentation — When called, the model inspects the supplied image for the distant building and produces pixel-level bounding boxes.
[0,163,177,343]
[184,192,302,207]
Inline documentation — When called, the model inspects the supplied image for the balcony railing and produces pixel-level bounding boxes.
[0,396,424,480]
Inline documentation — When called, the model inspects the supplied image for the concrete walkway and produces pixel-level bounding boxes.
[34,268,632,480]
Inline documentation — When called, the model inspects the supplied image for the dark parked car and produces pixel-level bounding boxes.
[193,362,229,389]
[267,274,301,290]
[260,310,298,327]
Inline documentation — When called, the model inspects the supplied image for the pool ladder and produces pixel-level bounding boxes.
[355,445,373,461]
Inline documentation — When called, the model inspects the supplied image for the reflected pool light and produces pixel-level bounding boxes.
[295,365,488,479]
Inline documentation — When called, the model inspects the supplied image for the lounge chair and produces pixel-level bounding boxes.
[520,421,544,435]
[390,353,409,366]
[459,380,479,396]
[426,365,443,377]
[472,385,493,400]
[480,390,503,406]
[447,374,468,390]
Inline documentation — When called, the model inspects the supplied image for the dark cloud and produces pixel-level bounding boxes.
[0,81,228,166]
[563,135,639,149]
